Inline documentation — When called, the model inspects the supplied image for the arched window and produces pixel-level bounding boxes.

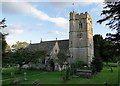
[42,59,45,64]
[55,49,57,53]
[79,22,82,29]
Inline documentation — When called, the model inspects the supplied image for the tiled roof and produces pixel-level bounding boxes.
[27,39,69,55]
[58,40,69,54]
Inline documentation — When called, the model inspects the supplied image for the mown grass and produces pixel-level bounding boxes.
[103,62,118,65]
[2,65,119,85]
[2,68,45,79]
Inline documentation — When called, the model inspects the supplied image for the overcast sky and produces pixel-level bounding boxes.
[0,0,116,46]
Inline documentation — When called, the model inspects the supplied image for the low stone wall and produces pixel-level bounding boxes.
[22,63,46,70]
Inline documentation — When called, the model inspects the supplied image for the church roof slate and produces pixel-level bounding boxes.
[58,40,69,54]
[27,39,69,55]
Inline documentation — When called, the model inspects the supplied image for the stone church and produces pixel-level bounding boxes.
[25,11,94,71]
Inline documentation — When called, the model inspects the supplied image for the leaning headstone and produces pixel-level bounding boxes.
[32,80,40,86]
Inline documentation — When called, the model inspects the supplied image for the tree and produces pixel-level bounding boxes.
[70,60,84,75]
[1,33,7,54]
[97,0,120,31]
[97,1,120,61]
[57,52,68,76]
[93,34,104,58]
[93,34,118,63]
[105,33,120,61]
[32,50,47,63]
[5,44,11,52]
[102,39,115,63]
[0,18,7,29]
[11,41,29,51]
[10,49,47,73]
[0,33,7,67]
[0,18,8,53]
[2,36,11,67]
[0,18,8,54]
[57,52,70,82]
[3,51,13,67]
[91,57,103,72]
[106,33,120,43]
[0,18,9,67]
[57,52,67,70]
[11,48,34,73]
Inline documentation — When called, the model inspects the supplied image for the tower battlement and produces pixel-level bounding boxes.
[70,12,91,20]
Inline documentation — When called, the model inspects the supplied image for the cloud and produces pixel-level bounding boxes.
[48,2,95,9]
[0,22,25,46]
[1,0,104,2]
[2,1,68,29]
[35,23,42,27]
[1,23,25,35]
[50,30,64,35]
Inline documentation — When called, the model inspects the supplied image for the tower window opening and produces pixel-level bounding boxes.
[79,22,82,29]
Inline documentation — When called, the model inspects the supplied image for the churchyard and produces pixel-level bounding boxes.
[1,62,119,85]
[1,1,120,86]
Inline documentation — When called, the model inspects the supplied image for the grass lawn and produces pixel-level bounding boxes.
[2,66,119,85]
[103,62,118,65]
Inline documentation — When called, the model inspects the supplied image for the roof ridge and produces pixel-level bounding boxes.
[29,39,69,45]
[43,39,69,42]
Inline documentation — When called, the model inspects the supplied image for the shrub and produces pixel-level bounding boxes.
[91,57,103,72]
[70,61,85,75]
[71,61,84,69]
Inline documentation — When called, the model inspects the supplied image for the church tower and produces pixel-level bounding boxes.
[69,11,94,65]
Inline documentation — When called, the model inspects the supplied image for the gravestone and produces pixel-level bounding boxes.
[72,69,93,78]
